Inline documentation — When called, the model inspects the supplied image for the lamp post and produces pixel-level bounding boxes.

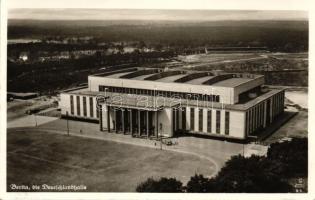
[34,114,38,127]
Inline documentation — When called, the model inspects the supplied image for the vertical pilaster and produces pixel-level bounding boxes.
[122,109,125,134]
[99,104,103,131]
[155,111,158,138]
[146,111,149,138]
[114,109,117,133]
[138,110,141,136]
[107,106,111,132]
[130,109,133,135]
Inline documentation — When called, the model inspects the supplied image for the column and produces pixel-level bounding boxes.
[138,110,141,136]
[146,111,149,138]
[122,109,125,134]
[270,98,273,124]
[155,111,158,138]
[107,106,111,133]
[114,109,118,133]
[99,104,103,131]
[263,102,267,128]
[130,109,133,135]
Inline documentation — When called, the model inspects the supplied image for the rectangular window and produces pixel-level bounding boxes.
[199,109,203,132]
[89,97,94,117]
[207,110,212,133]
[70,95,74,115]
[83,96,87,117]
[216,110,221,134]
[76,96,81,116]
[245,111,249,136]
[215,96,220,102]
[190,108,195,131]
[225,111,230,135]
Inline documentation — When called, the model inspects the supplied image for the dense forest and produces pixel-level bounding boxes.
[8,20,308,52]
[7,19,308,93]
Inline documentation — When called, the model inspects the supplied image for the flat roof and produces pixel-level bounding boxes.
[106,71,132,78]
[157,74,188,83]
[212,78,252,87]
[91,68,263,88]
[229,89,284,110]
[185,76,215,85]
[132,73,158,80]
[64,88,100,96]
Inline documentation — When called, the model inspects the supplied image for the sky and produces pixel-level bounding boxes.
[7,0,309,21]
[8,9,308,21]
[7,0,310,10]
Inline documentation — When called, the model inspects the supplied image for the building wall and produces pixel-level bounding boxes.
[60,93,71,115]
[233,76,264,103]
[89,76,235,104]
[244,90,285,136]
[60,88,284,141]
[179,106,246,139]
[158,108,173,137]
[60,93,99,120]
[229,111,246,139]
[101,104,108,130]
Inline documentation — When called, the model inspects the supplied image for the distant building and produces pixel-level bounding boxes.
[205,47,268,54]
[19,52,29,62]
[60,68,284,140]
[7,92,39,100]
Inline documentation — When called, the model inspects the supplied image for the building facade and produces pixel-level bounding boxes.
[60,68,285,140]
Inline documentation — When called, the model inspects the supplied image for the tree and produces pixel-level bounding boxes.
[212,155,292,193]
[267,137,308,177]
[136,177,183,192]
[186,174,216,192]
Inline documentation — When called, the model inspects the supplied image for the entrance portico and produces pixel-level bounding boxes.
[100,104,163,138]
[99,93,181,138]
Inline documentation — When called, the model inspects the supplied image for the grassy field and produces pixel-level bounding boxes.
[176,53,308,86]
[7,130,214,192]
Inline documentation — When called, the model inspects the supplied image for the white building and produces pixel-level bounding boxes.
[60,68,284,140]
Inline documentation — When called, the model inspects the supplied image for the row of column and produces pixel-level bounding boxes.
[102,106,159,138]
[245,90,285,136]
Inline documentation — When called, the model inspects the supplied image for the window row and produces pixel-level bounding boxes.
[70,95,98,118]
[189,108,229,135]
[99,85,220,102]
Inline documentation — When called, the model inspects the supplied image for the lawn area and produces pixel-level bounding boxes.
[7,130,214,192]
